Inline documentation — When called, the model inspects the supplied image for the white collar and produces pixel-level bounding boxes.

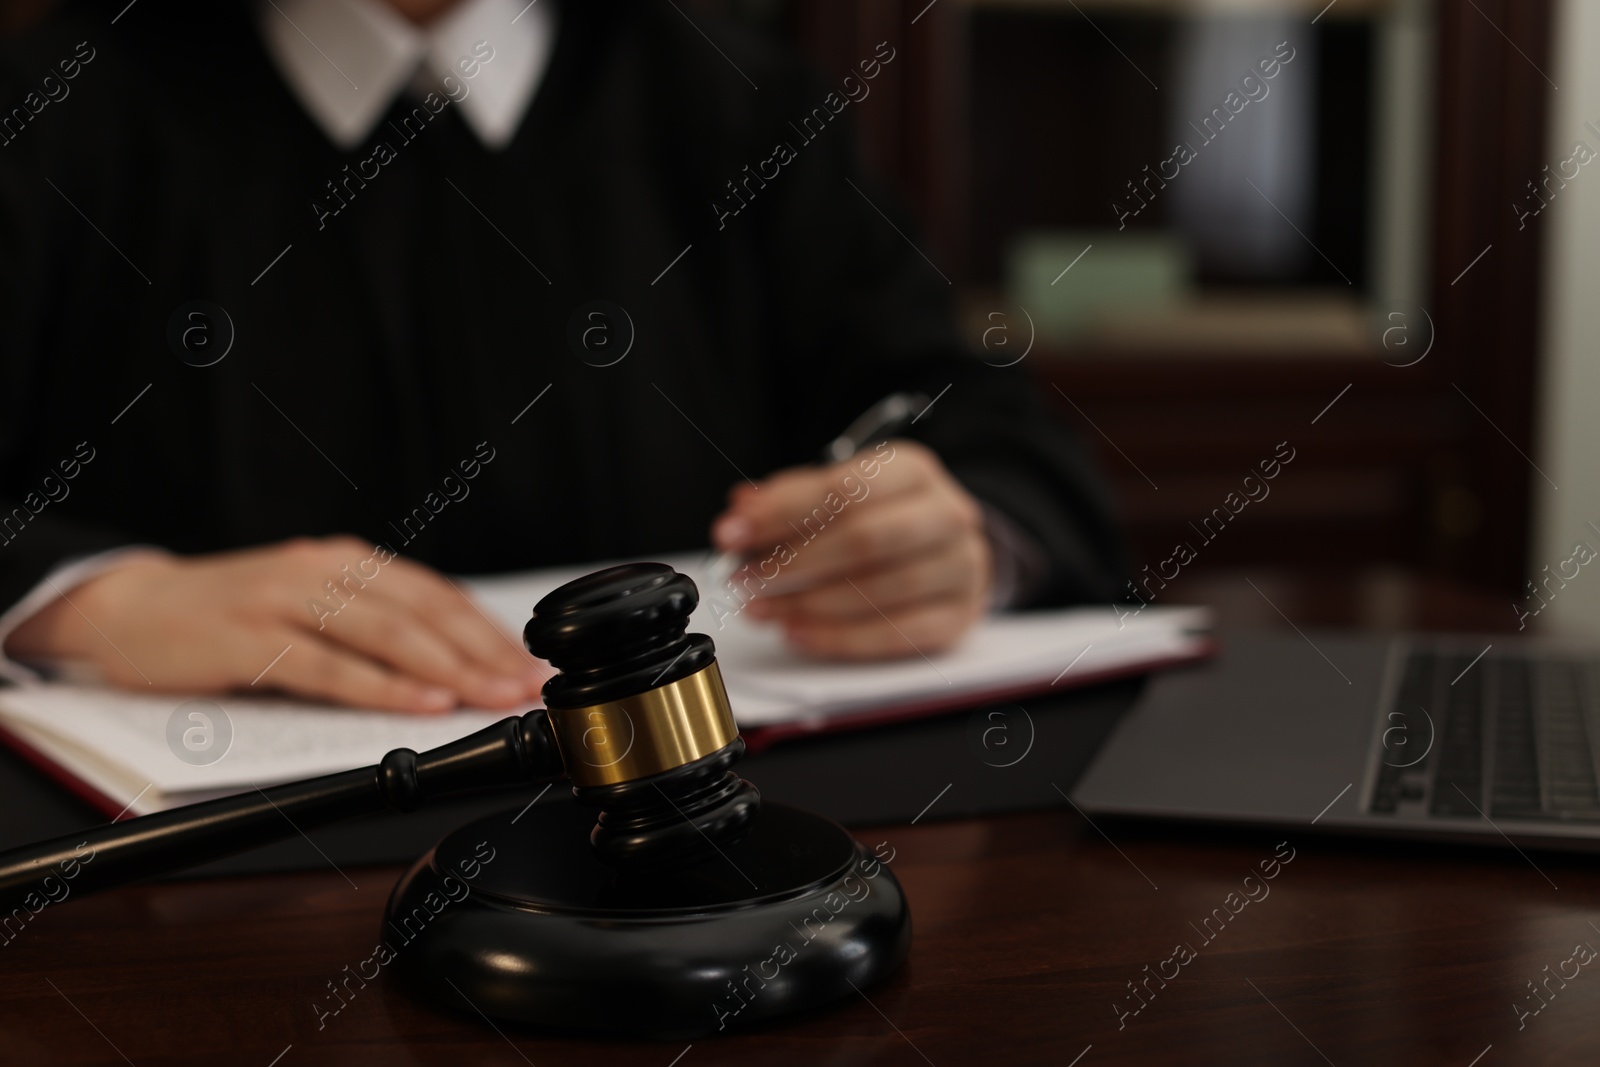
[255,0,556,151]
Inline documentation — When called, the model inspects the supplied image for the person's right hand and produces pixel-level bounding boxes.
[2,537,548,715]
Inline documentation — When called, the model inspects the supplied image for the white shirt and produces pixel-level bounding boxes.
[255,0,557,150]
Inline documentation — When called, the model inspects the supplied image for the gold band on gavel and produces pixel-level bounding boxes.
[545,661,739,788]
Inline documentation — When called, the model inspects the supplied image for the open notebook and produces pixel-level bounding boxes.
[0,556,1212,818]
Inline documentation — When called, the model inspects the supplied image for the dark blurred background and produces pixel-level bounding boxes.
[2,0,1569,635]
[695,0,1560,637]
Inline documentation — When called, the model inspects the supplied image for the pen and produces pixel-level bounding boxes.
[706,391,930,587]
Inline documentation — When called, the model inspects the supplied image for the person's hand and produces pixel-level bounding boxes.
[709,440,993,660]
[3,537,548,714]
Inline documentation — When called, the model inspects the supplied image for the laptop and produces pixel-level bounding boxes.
[1072,629,1600,851]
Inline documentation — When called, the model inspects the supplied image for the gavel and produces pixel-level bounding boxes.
[0,563,910,1039]
[0,564,757,901]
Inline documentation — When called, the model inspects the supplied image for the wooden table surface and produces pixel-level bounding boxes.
[1,576,1576,1065]
[3,801,1595,1066]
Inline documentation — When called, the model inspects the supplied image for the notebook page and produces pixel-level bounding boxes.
[0,688,506,794]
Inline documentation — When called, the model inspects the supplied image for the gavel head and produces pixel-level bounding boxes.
[523,563,760,868]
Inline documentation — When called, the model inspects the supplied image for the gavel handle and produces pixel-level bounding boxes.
[0,710,564,913]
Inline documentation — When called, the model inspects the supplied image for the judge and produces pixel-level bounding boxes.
[0,0,1126,713]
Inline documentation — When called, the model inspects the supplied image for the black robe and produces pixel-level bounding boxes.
[0,0,1126,617]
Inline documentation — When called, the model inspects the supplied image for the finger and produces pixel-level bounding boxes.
[308,592,529,709]
[431,580,550,683]
[751,536,986,621]
[712,440,923,554]
[781,596,982,661]
[262,629,459,714]
[277,539,543,697]
[363,558,546,690]
[740,486,977,595]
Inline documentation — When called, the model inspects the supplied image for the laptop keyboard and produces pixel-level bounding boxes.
[1369,650,1600,822]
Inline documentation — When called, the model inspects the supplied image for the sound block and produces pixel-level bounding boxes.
[384,799,912,1039]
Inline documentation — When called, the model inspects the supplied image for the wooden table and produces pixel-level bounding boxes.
[3,799,1594,1066]
[0,577,1573,1065]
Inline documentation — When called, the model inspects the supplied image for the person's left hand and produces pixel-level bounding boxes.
[709,439,993,660]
